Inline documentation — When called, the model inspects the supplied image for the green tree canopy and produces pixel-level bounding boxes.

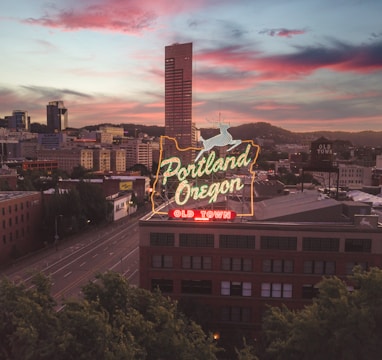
[0,272,221,360]
[261,267,382,360]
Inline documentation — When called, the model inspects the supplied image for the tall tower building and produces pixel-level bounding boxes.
[47,101,68,133]
[165,42,195,162]
[7,110,30,131]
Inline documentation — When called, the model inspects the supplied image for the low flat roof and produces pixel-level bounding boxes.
[0,191,40,202]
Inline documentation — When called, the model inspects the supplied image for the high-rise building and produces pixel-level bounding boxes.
[123,139,153,171]
[46,101,68,133]
[6,110,30,131]
[164,42,195,163]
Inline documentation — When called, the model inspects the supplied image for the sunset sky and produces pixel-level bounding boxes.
[1,0,382,132]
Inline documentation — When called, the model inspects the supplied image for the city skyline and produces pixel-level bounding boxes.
[1,0,382,132]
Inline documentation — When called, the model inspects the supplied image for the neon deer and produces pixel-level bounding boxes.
[195,123,242,162]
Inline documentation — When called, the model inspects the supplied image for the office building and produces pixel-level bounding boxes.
[47,101,68,133]
[123,139,153,171]
[93,148,111,172]
[0,191,43,265]
[140,133,382,344]
[6,110,30,131]
[111,149,126,173]
[139,190,382,342]
[164,42,196,163]
[38,133,67,149]
[37,148,93,173]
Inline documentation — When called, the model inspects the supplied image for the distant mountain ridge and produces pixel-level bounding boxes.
[3,121,379,147]
[97,122,382,147]
[200,122,382,148]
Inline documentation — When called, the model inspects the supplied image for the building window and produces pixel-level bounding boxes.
[152,255,173,268]
[221,281,252,296]
[221,307,251,322]
[262,259,294,273]
[179,233,214,247]
[260,236,297,250]
[261,283,292,298]
[303,260,335,275]
[182,256,212,270]
[345,238,371,253]
[221,257,252,272]
[302,284,319,299]
[2,235,6,244]
[219,235,255,248]
[303,237,339,251]
[345,262,368,275]
[151,279,173,293]
[181,280,212,294]
[150,233,175,246]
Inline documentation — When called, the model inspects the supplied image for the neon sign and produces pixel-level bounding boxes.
[151,126,260,218]
[161,144,252,205]
[168,209,236,221]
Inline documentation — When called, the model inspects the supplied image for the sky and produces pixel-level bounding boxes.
[1,0,382,133]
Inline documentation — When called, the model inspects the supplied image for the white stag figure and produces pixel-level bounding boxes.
[195,123,241,162]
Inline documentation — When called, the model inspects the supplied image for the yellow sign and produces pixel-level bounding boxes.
[119,181,133,191]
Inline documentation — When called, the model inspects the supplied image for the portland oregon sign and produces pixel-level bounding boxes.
[151,124,260,220]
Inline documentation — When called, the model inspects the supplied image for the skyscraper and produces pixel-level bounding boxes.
[47,101,68,133]
[164,42,195,162]
[6,110,30,131]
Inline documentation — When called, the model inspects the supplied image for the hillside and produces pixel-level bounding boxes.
[4,121,380,147]
[200,122,382,147]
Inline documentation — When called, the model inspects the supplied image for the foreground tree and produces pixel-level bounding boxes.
[82,272,220,359]
[0,272,220,359]
[0,274,58,359]
[261,267,382,360]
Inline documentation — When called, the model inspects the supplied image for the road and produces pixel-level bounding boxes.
[1,216,140,306]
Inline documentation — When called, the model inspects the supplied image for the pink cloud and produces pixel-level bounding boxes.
[253,102,299,111]
[22,0,208,33]
[196,41,382,85]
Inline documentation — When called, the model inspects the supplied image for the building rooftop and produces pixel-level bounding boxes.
[0,191,40,202]
[347,190,382,207]
[143,189,370,225]
[253,190,347,222]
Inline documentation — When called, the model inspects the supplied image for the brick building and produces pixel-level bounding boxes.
[139,190,382,341]
[0,191,42,265]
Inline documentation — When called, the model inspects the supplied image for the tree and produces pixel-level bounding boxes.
[261,267,382,360]
[235,338,259,360]
[0,274,58,360]
[82,272,221,360]
[70,165,93,179]
[77,181,111,224]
